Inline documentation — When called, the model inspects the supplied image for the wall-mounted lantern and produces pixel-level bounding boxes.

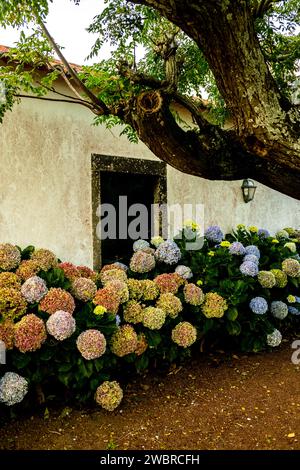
[241,179,257,203]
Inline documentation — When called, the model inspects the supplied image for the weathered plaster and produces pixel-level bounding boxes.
[0,87,299,267]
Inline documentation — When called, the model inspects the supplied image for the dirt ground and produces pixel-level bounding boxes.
[0,341,299,450]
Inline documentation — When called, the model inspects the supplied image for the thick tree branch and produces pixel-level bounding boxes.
[34,14,110,115]
[125,90,300,199]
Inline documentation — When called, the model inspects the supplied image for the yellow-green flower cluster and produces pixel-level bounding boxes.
[140,280,160,301]
[135,333,148,356]
[16,260,39,281]
[282,258,300,277]
[220,240,231,248]
[284,242,297,253]
[95,381,123,411]
[106,280,129,303]
[110,324,138,357]
[270,269,288,288]
[142,306,166,330]
[0,272,21,289]
[123,300,143,324]
[126,279,143,300]
[94,305,107,316]
[0,287,27,320]
[201,292,228,318]
[171,321,197,348]
[100,268,127,285]
[156,293,183,319]
[150,236,164,248]
[0,244,21,271]
[30,248,58,271]
[183,283,204,306]
[257,271,276,288]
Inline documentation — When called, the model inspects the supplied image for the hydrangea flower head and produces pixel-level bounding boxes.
[239,261,259,277]
[154,273,183,294]
[229,242,246,256]
[156,293,183,319]
[110,324,138,357]
[16,260,39,281]
[258,229,270,238]
[95,381,123,411]
[142,306,166,330]
[130,251,156,273]
[58,262,80,281]
[93,288,120,315]
[72,277,97,302]
[245,245,260,259]
[249,297,268,315]
[175,265,193,280]
[282,258,300,277]
[205,226,223,243]
[184,283,204,306]
[123,300,143,324]
[46,310,76,341]
[266,329,282,347]
[0,287,27,320]
[284,242,297,253]
[14,314,47,353]
[155,240,181,265]
[30,248,58,271]
[201,292,228,318]
[270,301,288,320]
[270,269,288,288]
[0,244,21,271]
[76,329,106,360]
[243,254,259,264]
[0,372,28,406]
[0,272,21,290]
[39,288,75,315]
[171,322,197,348]
[257,271,276,289]
[133,239,150,252]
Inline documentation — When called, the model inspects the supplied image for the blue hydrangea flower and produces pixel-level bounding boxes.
[258,229,270,238]
[266,329,282,347]
[133,240,150,252]
[229,242,246,256]
[115,315,121,326]
[288,306,300,316]
[155,240,181,265]
[249,297,268,314]
[295,297,300,303]
[245,245,260,259]
[270,301,288,320]
[204,226,224,243]
[240,261,259,277]
[114,262,128,272]
[243,254,259,264]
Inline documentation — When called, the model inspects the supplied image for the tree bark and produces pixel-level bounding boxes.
[127,0,300,199]
[124,90,300,199]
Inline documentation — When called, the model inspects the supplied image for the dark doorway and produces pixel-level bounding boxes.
[92,154,167,269]
[100,171,157,265]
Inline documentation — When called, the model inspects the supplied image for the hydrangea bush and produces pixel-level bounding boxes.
[0,224,299,412]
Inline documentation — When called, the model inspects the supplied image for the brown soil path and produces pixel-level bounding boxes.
[0,341,299,450]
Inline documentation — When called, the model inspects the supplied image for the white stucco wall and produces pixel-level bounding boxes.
[0,90,299,266]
